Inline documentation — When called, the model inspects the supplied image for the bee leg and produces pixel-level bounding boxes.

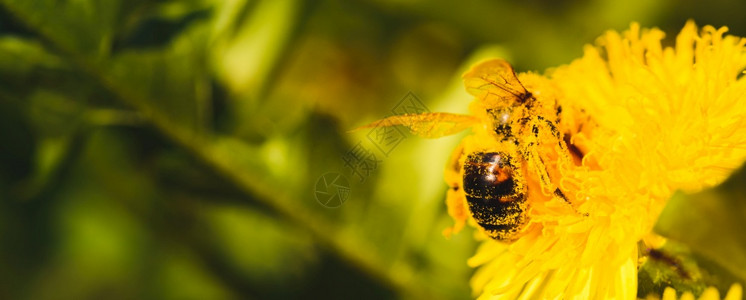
[443,142,467,238]
[535,115,575,171]
[524,142,573,206]
[525,117,574,205]
[523,144,558,195]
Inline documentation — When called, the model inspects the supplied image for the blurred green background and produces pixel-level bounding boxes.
[1,0,746,299]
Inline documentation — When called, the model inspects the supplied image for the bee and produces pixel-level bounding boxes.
[357,59,582,242]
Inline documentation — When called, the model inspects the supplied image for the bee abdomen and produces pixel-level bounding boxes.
[463,152,529,241]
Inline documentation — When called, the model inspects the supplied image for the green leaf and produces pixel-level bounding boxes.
[113,5,212,52]
[654,164,746,294]
[637,240,707,298]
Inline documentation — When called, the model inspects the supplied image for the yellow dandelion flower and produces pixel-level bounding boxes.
[656,284,742,300]
[358,20,746,299]
[466,21,746,299]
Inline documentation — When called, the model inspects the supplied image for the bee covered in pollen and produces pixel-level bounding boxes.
[356,59,584,242]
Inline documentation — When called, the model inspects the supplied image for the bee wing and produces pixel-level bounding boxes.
[462,59,529,103]
[352,113,480,138]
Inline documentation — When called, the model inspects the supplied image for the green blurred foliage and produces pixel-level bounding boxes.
[0,0,745,299]
[654,165,746,298]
